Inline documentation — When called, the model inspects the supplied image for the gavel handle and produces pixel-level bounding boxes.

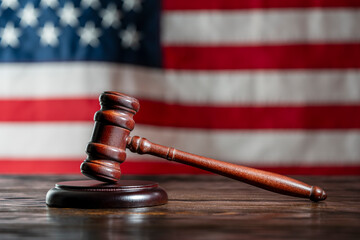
[127,136,327,202]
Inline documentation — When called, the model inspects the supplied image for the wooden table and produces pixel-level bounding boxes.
[0,175,359,239]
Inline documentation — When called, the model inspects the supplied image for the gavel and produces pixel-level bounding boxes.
[80,91,327,202]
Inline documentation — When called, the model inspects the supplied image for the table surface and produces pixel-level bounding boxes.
[0,175,359,240]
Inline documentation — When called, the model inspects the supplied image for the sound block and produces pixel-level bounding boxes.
[46,180,168,208]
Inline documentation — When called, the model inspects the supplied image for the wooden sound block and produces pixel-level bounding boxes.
[46,180,168,208]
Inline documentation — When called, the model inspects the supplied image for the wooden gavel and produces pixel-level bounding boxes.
[81,91,327,202]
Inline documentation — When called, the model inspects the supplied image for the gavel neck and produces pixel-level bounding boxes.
[126,136,173,159]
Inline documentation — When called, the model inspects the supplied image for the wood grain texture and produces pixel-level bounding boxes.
[0,175,359,240]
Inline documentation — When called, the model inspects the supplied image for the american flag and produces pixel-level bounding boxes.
[1,0,359,175]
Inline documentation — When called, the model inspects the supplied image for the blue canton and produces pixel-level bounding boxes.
[0,0,162,67]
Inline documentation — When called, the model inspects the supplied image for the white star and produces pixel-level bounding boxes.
[0,22,21,48]
[119,25,141,50]
[81,0,100,9]
[40,0,59,9]
[77,22,102,47]
[0,0,19,10]
[122,0,142,12]
[18,3,40,27]
[38,22,60,47]
[58,2,80,27]
[99,3,121,28]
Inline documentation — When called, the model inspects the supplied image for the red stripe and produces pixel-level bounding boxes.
[0,98,98,122]
[163,44,360,70]
[163,0,360,10]
[1,98,360,129]
[0,159,359,175]
[139,100,360,129]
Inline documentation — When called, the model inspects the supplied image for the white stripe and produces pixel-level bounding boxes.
[0,123,359,166]
[0,123,93,158]
[163,9,360,44]
[1,63,359,104]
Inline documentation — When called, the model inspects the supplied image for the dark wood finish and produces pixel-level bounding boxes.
[127,136,326,201]
[81,91,326,201]
[46,180,168,208]
[80,91,140,182]
[0,175,359,239]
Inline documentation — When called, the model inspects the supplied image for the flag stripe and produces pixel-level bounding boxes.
[1,99,360,129]
[163,44,360,70]
[132,126,360,164]
[163,10,360,44]
[163,0,360,10]
[0,99,97,122]
[137,101,360,129]
[0,123,92,158]
[1,63,359,104]
[0,160,359,175]
[1,123,359,165]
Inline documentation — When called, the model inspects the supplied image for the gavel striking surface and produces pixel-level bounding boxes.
[46,180,168,208]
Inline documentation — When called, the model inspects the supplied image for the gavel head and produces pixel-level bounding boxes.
[80,91,140,183]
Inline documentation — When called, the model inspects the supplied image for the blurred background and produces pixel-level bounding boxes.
[0,0,359,175]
